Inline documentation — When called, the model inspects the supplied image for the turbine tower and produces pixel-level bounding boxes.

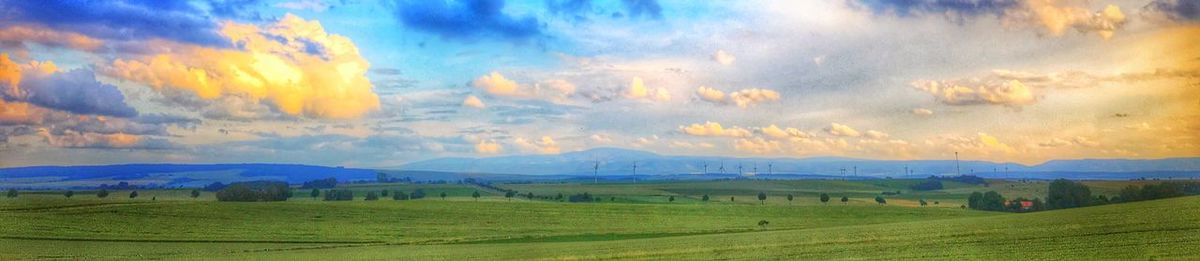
[955,152,961,176]
[593,161,599,184]
[632,161,638,183]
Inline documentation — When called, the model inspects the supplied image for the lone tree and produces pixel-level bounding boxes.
[5,189,16,198]
[757,220,770,230]
[129,191,139,199]
[730,196,735,202]
[820,193,830,205]
[310,188,320,199]
[381,190,389,197]
[668,196,675,202]
[504,191,515,201]
[472,191,481,201]
[787,194,794,205]
[840,196,849,204]
[191,189,201,199]
[757,192,767,205]
[365,191,379,201]
[919,199,928,207]
[97,189,109,198]
[874,195,886,205]
[64,190,74,198]
[702,194,710,202]
[440,192,447,200]
[526,192,534,200]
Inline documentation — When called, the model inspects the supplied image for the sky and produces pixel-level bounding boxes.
[0,0,1197,168]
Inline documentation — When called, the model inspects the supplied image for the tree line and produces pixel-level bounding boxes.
[968,179,1200,213]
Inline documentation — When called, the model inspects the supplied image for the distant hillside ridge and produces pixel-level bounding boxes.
[399,147,1200,179]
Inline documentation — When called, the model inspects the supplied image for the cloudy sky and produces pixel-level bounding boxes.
[0,0,1197,167]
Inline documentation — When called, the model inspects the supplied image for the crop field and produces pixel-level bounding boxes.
[0,179,1196,259]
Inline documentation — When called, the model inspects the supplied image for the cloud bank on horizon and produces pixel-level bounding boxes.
[0,0,1197,167]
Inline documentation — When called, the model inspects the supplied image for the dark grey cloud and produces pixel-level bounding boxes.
[848,0,1018,18]
[0,0,230,47]
[135,113,201,129]
[391,0,543,43]
[1144,0,1200,22]
[9,69,138,118]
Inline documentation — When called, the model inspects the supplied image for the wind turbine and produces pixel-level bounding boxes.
[632,161,638,183]
[593,161,599,184]
[955,151,961,176]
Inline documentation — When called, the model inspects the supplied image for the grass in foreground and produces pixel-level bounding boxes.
[221,196,1200,260]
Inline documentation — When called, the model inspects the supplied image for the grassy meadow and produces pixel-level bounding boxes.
[0,179,1196,259]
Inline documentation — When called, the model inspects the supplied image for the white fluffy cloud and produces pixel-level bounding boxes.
[514,136,561,154]
[462,95,486,109]
[911,79,1035,107]
[712,50,736,65]
[728,88,781,108]
[761,124,815,140]
[681,121,753,138]
[670,140,715,149]
[824,123,861,137]
[589,133,612,143]
[864,130,889,140]
[625,77,671,102]
[735,137,782,154]
[472,72,576,102]
[696,86,781,108]
[695,86,726,103]
[473,71,520,96]
[911,108,933,116]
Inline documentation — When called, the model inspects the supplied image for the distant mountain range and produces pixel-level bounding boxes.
[1,148,1198,189]
[0,164,377,189]
[399,147,1200,179]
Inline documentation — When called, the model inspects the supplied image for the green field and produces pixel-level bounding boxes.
[0,179,1196,259]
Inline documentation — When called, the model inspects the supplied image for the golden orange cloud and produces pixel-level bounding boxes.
[0,25,104,52]
[103,14,379,119]
[475,139,502,154]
